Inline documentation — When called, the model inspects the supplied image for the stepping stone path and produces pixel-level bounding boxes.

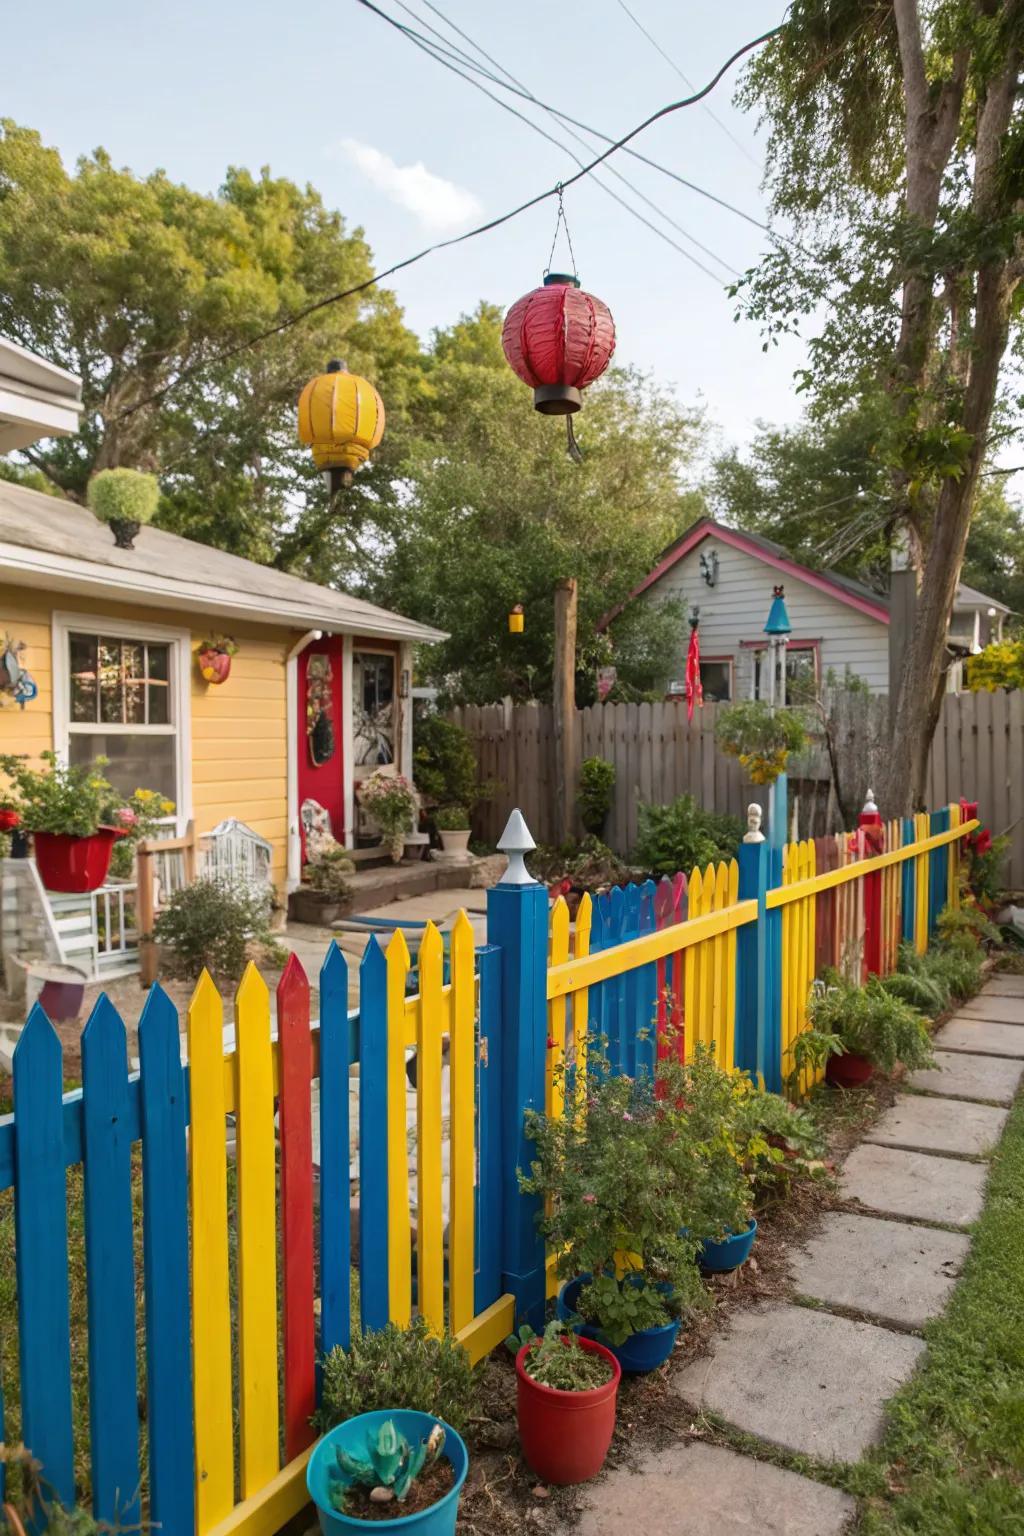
[577,978,1020,1534]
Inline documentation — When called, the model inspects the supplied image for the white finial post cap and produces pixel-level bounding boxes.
[863,788,878,815]
[743,803,765,843]
[497,808,538,885]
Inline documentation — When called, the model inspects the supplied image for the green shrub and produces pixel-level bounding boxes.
[633,794,742,877]
[152,877,283,982]
[87,467,159,526]
[937,902,1001,951]
[0,750,116,837]
[715,701,807,784]
[803,970,934,1075]
[881,969,949,1018]
[577,757,616,835]
[412,715,482,810]
[924,944,984,1004]
[434,803,469,831]
[307,847,355,901]
[314,1318,477,1435]
[527,835,633,891]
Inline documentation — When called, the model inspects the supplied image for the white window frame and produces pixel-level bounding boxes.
[51,611,192,833]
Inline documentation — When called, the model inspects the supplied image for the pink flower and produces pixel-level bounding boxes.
[622,1112,633,1122]
[582,1194,597,1205]
[114,807,138,827]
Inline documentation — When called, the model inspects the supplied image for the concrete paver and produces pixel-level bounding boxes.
[956,994,1024,1026]
[791,1211,969,1330]
[576,1442,856,1535]
[865,1094,1007,1157]
[933,1016,1024,1058]
[907,1050,1024,1105]
[840,1143,987,1226]
[981,974,1024,997]
[675,1303,924,1462]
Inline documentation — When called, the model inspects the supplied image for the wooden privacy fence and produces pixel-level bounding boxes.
[0,805,976,1535]
[452,690,1024,887]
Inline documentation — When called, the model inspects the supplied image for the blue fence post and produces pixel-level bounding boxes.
[474,944,503,1317]
[901,816,916,946]
[487,810,548,1329]
[736,838,767,1077]
[929,807,949,935]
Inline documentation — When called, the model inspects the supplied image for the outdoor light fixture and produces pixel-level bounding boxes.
[509,604,525,634]
[297,358,385,496]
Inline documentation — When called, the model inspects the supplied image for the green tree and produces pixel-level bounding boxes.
[340,305,705,703]
[735,2,1024,813]
[0,120,422,560]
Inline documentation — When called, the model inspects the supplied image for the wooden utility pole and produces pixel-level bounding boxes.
[552,578,578,846]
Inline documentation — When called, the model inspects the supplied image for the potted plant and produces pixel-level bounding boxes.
[357,772,419,863]
[86,467,159,550]
[509,1321,620,1485]
[433,804,471,859]
[0,752,128,892]
[677,1048,758,1274]
[522,1040,708,1373]
[715,700,807,785]
[307,1411,467,1532]
[197,634,238,685]
[106,786,177,880]
[794,971,935,1089]
[293,846,356,925]
[577,756,616,836]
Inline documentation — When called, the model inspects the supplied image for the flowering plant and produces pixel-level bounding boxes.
[715,701,808,785]
[0,751,118,837]
[357,772,419,862]
[108,787,177,878]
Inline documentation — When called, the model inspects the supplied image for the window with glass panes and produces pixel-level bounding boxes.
[67,632,177,801]
[352,650,396,769]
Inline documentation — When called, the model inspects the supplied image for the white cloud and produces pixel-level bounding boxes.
[333,138,481,232]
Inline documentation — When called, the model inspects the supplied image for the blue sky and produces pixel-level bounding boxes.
[4,0,804,460]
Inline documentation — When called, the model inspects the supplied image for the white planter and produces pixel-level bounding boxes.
[437,829,472,863]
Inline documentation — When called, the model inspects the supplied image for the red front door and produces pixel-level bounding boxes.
[296,635,345,862]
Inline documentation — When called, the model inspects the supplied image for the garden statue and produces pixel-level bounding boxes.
[301,798,341,862]
[743,804,765,843]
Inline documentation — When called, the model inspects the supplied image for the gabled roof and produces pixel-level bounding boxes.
[0,478,447,644]
[0,336,83,452]
[602,516,1011,629]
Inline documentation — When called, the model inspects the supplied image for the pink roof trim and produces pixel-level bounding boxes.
[599,520,890,629]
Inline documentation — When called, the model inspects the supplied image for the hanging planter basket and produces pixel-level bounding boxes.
[197,636,238,685]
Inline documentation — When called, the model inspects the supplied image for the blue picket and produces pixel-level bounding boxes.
[474,945,503,1316]
[13,1005,75,1508]
[929,808,949,934]
[621,884,641,1076]
[358,939,389,1333]
[81,996,141,1528]
[606,885,626,1073]
[319,942,352,1357]
[137,985,194,1536]
[901,816,916,946]
[636,880,658,1080]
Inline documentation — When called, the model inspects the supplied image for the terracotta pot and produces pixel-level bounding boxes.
[198,648,232,685]
[33,827,127,893]
[516,1337,620,1485]
[825,1051,873,1088]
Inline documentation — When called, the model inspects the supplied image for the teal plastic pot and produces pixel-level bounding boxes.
[307,1410,468,1534]
[699,1218,758,1274]
[557,1274,680,1373]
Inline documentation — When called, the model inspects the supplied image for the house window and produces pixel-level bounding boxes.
[750,643,819,704]
[353,650,396,768]
[55,615,189,815]
[698,658,733,703]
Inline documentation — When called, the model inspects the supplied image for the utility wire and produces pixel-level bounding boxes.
[383,0,778,246]
[613,0,761,168]
[116,17,784,420]
[380,0,738,279]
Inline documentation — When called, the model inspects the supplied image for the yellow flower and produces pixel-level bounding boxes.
[160,799,175,814]
[135,788,157,803]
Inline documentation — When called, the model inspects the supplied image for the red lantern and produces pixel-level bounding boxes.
[501,273,616,415]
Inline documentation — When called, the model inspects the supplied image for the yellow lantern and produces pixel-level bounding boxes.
[297,358,385,493]
[509,604,524,634]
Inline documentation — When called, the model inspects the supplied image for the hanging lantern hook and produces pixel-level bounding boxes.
[544,184,578,280]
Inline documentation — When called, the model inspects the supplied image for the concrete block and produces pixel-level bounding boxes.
[791,1211,969,1329]
[840,1143,987,1226]
[956,995,1024,1026]
[907,1051,1024,1105]
[865,1095,1007,1157]
[933,1018,1024,1059]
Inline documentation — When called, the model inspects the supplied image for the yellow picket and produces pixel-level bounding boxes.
[711,862,728,1060]
[683,866,703,1062]
[386,930,412,1328]
[234,963,279,1497]
[417,922,445,1333]
[572,893,593,1112]
[724,859,739,1070]
[547,897,570,1120]
[187,972,234,1532]
[697,864,715,1056]
[448,911,476,1336]
[915,812,930,954]
[948,801,961,911]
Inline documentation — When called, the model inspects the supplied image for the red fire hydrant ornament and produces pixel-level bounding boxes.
[501,273,616,415]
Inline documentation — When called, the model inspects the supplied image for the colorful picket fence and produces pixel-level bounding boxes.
[0,801,977,1536]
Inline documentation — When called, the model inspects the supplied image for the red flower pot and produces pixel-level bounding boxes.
[825,1051,873,1089]
[0,809,20,831]
[515,1338,620,1485]
[33,827,127,893]
[198,648,232,685]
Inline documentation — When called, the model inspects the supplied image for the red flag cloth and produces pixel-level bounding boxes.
[684,624,703,722]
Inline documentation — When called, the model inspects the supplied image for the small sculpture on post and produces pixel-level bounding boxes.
[497,808,537,885]
[743,803,765,843]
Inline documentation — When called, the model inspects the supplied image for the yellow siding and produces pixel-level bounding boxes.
[0,583,292,884]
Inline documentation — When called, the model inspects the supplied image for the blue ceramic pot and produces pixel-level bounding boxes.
[307,1410,468,1535]
[556,1274,680,1374]
[699,1218,758,1273]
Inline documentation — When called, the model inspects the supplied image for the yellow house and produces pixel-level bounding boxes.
[0,478,444,894]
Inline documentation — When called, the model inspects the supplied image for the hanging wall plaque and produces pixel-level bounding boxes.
[306,652,336,767]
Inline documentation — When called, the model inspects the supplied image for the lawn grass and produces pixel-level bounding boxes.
[858,1089,1024,1534]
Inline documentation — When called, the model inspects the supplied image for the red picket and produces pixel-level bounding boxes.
[277,954,316,1461]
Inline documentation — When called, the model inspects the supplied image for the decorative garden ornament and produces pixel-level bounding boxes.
[508,604,524,634]
[497,808,537,884]
[743,804,765,843]
[197,635,237,686]
[297,359,385,495]
[0,635,38,708]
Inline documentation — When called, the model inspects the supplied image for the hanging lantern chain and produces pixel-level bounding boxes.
[544,185,578,278]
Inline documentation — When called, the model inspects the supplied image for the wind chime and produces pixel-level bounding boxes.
[500,187,616,462]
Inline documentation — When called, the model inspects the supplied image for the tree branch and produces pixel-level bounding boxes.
[21,448,75,499]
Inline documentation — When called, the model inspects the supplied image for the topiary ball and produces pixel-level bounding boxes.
[87,468,160,528]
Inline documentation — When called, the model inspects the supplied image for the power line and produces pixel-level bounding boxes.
[613,0,761,168]
[383,0,778,246]
[377,0,739,279]
[117,18,784,420]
